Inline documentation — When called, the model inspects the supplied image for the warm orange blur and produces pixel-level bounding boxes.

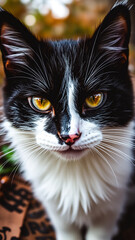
[0,0,134,83]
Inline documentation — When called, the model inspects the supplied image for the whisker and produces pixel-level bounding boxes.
[84,24,102,83]
[96,145,119,164]
[33,146,49,160]
[0,158,14,170]
[102,128,134,133]
[102,136,134,147]
[0,149,15,160]
[102,133,133,139]
[10,163,21,184]
[94,147,119,186]
[100,142,134,161]
[38,45,50,85]
[99,144,134,166]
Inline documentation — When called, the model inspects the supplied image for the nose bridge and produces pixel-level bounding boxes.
[57,78,80,144]
[57,109,81,145]
[59,111,71,136]
[68,109,80,135]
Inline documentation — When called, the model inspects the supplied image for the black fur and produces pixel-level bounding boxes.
[0,5,134,140]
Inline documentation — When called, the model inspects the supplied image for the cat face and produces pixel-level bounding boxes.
[0,5,133,161]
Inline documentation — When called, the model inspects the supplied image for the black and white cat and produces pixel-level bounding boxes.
[0,1,134,239]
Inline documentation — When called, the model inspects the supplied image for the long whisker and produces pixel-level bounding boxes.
[10,163,21,184]
[96,145,119,164]
[0,149,15,160]
[38,45,50,85]
[0,158,14,170]
[99,143,134,166]
[102,136,134,147]
[100,142,134,161]
[84,24,102,82]
[102,133,134,138]
[94,147,119,186]
[102,128,134,133]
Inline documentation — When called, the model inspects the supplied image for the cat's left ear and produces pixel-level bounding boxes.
[94,3,131,63]
[0,8,38,72]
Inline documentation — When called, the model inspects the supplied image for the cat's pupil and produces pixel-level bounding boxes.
[85,93,103,108]
[93,95,99,103]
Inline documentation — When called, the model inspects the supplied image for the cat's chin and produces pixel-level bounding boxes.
[54,148,89,161]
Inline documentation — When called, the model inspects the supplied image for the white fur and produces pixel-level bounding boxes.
[2,118,134,240]
[68,81,80,135]
[35,118,69,151]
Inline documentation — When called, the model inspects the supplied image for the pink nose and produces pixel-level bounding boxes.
[60,133,81,145]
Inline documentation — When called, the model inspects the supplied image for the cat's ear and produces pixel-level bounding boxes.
[0,8,38,73]
[94,3,131,64]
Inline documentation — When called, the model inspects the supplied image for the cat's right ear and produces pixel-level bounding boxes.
[0,8,38,74]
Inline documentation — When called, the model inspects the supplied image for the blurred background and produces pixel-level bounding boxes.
[0,0,135,83]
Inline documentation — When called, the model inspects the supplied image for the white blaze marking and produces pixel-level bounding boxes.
[68,80,80,135]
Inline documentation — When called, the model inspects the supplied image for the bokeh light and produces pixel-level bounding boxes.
[0,0,134,84]
[25,14,36,26]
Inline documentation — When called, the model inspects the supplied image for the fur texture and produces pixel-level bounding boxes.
[0,2,134,240]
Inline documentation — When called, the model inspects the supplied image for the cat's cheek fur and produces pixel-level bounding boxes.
[73,119,102,149]
[35,118,103,161]
[34,116,103,161]
[35,117,69,151]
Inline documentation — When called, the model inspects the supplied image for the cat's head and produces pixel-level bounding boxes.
[0,3,134,161]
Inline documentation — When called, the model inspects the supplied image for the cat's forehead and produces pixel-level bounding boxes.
[40,38,89,65]
[39,38,91,88]
[47,39,79,53]
[37,40,79,88]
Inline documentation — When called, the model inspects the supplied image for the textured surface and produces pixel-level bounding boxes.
[0,174,135,240]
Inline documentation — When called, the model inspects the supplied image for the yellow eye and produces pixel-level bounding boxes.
[85,93,103,108]
[29,97,52,112]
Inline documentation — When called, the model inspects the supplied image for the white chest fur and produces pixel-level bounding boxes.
[3,121,134,226]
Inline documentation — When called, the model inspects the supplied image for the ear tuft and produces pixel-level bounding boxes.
[112,0,131,9]
[100,15,129,52]
[1,24,31,66]
[94,3,131,61]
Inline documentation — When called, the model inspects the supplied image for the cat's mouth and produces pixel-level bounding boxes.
[55,148,89,160]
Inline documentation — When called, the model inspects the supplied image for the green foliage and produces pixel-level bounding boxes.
[0,145,16,175]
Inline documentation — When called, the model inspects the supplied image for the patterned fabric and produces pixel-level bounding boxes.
[0,175,135,240]
[0,176,55,240]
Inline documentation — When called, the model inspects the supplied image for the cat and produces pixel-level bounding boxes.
[0,1,134,240]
